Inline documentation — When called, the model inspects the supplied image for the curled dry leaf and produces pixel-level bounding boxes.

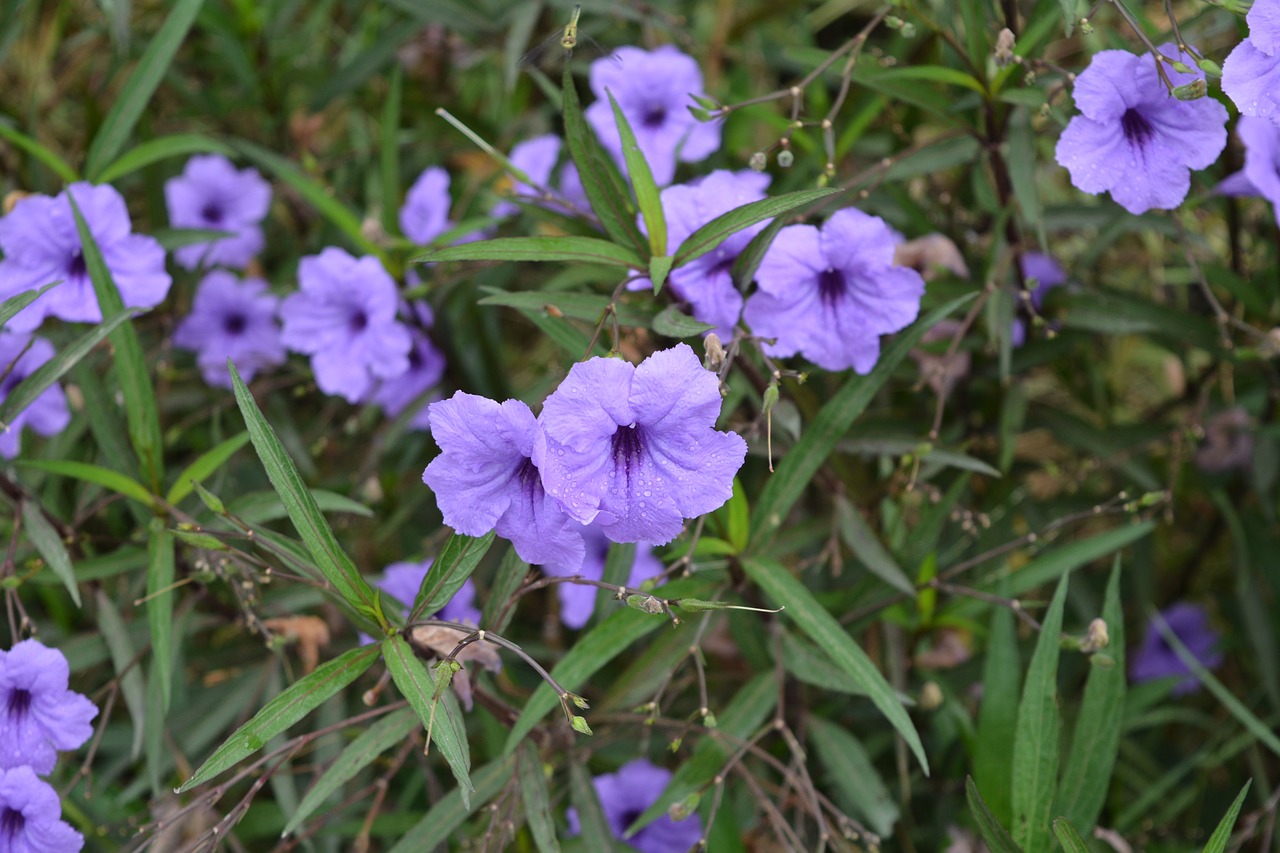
[262,616,331,673]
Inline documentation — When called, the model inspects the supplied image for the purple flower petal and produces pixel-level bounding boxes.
[566,759,702,853]
[400,167,453,245]
[1131,602,1223,695]
[1239,115,1280,208]
[0,766,84,850]
[1248,0,1280,56]
[0,335,70,459]
[165,154,271,270]
[0,640,97,774]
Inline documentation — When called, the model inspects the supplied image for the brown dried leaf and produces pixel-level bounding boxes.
[263,615,331,674]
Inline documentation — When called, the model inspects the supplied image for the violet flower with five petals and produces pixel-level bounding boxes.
[0,639,97,774]
[535,344,747,545]
[173,271,285,389]
[567,758,702,853]
[0,335,70,460]
[0,766,84,851]
[165,154,271,270]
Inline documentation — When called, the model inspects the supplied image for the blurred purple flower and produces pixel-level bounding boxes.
[401,167,453,245]
[379,560,482,626]
[0,766,83,851]
[1132,603,1224,695]
[492,135,589,218]
[1055,46,1228,214]
[535,344,747,545]
[0,335,70,459]
[369,327,445,432]
[1011,251,1067,347]
[543,523,664,629]
[0,639,97,774]
[165,154,271,270]
[743,208,925,373]
[585,46,720,186]
[280,247,411,403]
[567,759,702,853]
[424,393,585,571]
[173,271,285,389]
[0,182,171,332]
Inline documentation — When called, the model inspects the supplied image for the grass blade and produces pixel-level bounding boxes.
[94,588,146,759]
[973,581,1020,827]
[417,235,643,269]
[0,121,78,181]
[673,188,838,268]
[165,432,250,506]
[146,518,175,709]
[96,132,234,183]
[20,501,79,607]
[1052,818,1092,853]
[17,460,156,510]
[0,281,60,327]
[1201,780,1251,853]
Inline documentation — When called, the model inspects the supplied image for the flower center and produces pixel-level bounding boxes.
[66,250,87,279]
[1120,108,1154,148]
[408,346,422,369]
[201,202,224,224]
[817,268,846,305]
[223,313,248,336]
[642,106,666,128]
[611,423,644,467]
[0,807,24,842]
[349,310,369,334]
[6,688,31,722]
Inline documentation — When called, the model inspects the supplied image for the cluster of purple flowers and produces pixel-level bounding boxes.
[1223,0,1280,125]
[0,640,98,851]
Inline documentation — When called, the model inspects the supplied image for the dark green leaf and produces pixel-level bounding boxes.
[0,121,78,181]
[387,755,516,853]
[94,588,146,759]
[607,91,665,256]
[146,517,175,709]
[1052,818,1092,853]
[17,460,156,509]
[673,188,838,267]
[835,495,913,594]
[96,132,234,183]
[20,501,78,606]
[517,742,561,853]
[166,432,250,506]
[1201,781,1251,853]
[966,777,1023,853]
[0,281,61,328]
[973,582,1020,827]
[479,287,655,327]
[651,305,715,339]
[990,522,1154,597]
[418,236,643,269]
[648,253,674,293]
[414,531,496,621]
[807,716,899,837]
[570,761,623,852]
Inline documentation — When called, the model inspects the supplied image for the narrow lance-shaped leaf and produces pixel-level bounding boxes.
[517,742,562,853]
[20,501,79,607]
[166,432,251,506]
[1201,781,1252,853]
[1051,818,1092,853]
[674,187,839,268]
[973,579,1020,827]
[416,236,643,269]
[607,91,665,258]
[0,281,61,329]
[412,531,496,622]
[16,460,157,510]
[966,777,1023,853]
[93,589,146,760]
[0,123,78,182]
[147,518,175,709]
[96,132,235,183]
[387,755,517,853]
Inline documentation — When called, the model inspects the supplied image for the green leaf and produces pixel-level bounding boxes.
[1006,109,1043,235]
[1011,574,1068,852]
[1201,781,1251,853]
[965,777,1023,853]
[146,517,175,709]
[179,644,380,791]
[991,522,1155,597]
[1059,0,1079,36]
[96,132,234,183]
[387,754,516,853]
[0,309,134,456]
[1056,560,1125,833]
[648,253,674,293]
[417,236,643,269]
[742,556,928,773]
[17,460,156,510]
[651,305,715,339]
[166,432,251,506]
[570,761,624,852]
[607,90,665,256]
[68,195,165,489]
[382,636,473,806]
[673,188,838,268]
[721,477,749,553]
[93,588,146,760]
[807,716,899,837]
[517,742,561,853]
[749,293,975,549]
[414,531,496,621]
[731,216,789,290]
[283,707,419,837]
[1052,818,1092,853]
[483,548,529,633]
[20,501,79,607]
[0,122,78,182]
[0,281,60,328]
[83,0,208,178]
[479,288,655,327]
[973,582,1020,828]
[229,362,379,614]
[835,495,913,594]
[150,227,233,251]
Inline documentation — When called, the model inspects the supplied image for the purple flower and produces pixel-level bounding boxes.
[535,344,747,545]
[567,759,702,853]
[379,560,482,626]
[0,766,83,851]
[424,393,585,571]
[743,209,925,373]
[543,524,664,629]
[1011,252,1067,346]
[1131,603,1224,695]
[369,307,445,430]
[0,182,171,333]
[164,154,271,270]
[0,640,97,774]
[0,335,70,459]
[1236,116,1280,210]
[1055,46,1228,214]
[585,46,721,186]
[1250,0,1280,56]
[280,248,411,403]
[492,135,589,218]
[173,271,285,389]
[644,170,771,338]
[1222,41,1280,126]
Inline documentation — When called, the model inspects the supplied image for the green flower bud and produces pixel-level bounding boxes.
[669,793,701,821]
[1197,58,1223,78]
[749,151,768,172]
[570,715,593,735]
[1173,79,1207,101]
[777,149,794,168]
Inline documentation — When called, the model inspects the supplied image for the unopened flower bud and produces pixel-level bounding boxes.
[1168,59,1194,74]
[885,15,904,28]
[994,28,1016,66]
[1079,17,1094,34]
[777,149,794,168]
[900,21,917,38]
[1173,79,1207,100]
[1082,618,1110,653]
[570,715,593,735]
[749,151,768,172]
[703,333,725,371]
[1196,58,1223,78]
[919,681,944,710]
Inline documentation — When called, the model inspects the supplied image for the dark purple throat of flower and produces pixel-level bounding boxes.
[0,807,24,842]
[1120,108,1154,149]
[611,423,644,471]
[349,310,369,334]
[642,106,667,128]
[201,202,224,225]
[6,687,31,721]
[818,268,846,306]
[223,313,248,336]
[66,249,87,280]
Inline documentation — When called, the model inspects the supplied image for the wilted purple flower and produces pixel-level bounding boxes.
[173,271,285,389]
[1196,407,1254,474]
[0,182,171,333]
[280,248,411,403]
[165,154,271,270]
[379,560,482,626]
[535,344,747,545]
[1055,46,1228,214]
[1132,603,1224,695]
[892,232,970,282]
[567,759,702,853]
[0,335,70,459]
[492,135,589,218]
[424,393,585,571]
[585,46,720,186]
[0,766,83,851]
[0,639,97,774]
[743,209,925,373]
[1011,251,1068,346]
[369,305,445,430]
[543,524,664,629]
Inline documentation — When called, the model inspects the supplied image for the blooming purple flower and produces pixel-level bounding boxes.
[535,344,747,545]
[1011,251,1067,347]
[0,335,70,459]
[280,248,411,403]
[0,182,171,333]
[369,305,445,431]
[0,639,97,774]
[1233,117,1280,211]
[424,393,585,571]
[585,46,721,186]
[743,209,926,373]
[567,759,702,853]
[1055,46,1228,214]
[1131,603,1224,695]
[543,523,664,629]
[173,271,285,389]
[401,167,453,245]
[165,154,271,270]
[492,135,589,218]
[379,560,482,626]
[0,766,83,851]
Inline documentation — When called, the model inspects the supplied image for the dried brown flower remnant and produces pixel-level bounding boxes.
[893,233,970,282]
[1195,406,1254,474]
[911,320,972,398]
[995,28,1016,66]
[407,624,503,710]
[263,616,331,674]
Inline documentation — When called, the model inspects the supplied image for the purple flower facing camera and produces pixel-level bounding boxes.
[165,154,271,270]
[0,640,97,775]
[174,271,285,389]
[567,758,703,853]
[1132,602,1224,696]
[0,766,83,852]
[0,335,70,459]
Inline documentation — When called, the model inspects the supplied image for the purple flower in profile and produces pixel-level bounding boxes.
[544,524,664,629]
[0,766,83,851]
[424,393,585,571]
[743,209,926,373]
[535,344,747,545]
[567,759,702,853]
[165,154,271,270]
[1011,252,1067,346]
[1132,603,1224,695]
[1237,117,1280,210]
[492,135,589,218]
[379,560,482,626]
[0,640,97,774]
[1224,0,1280,124]
[280,248,411,403]
[585,46,721,186]
[1055,46,1228,214]
[173,271,285,389]
[0,335,70,459]
[369,304,445,430]
[401,167,453,245]
[0,182,171,333]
